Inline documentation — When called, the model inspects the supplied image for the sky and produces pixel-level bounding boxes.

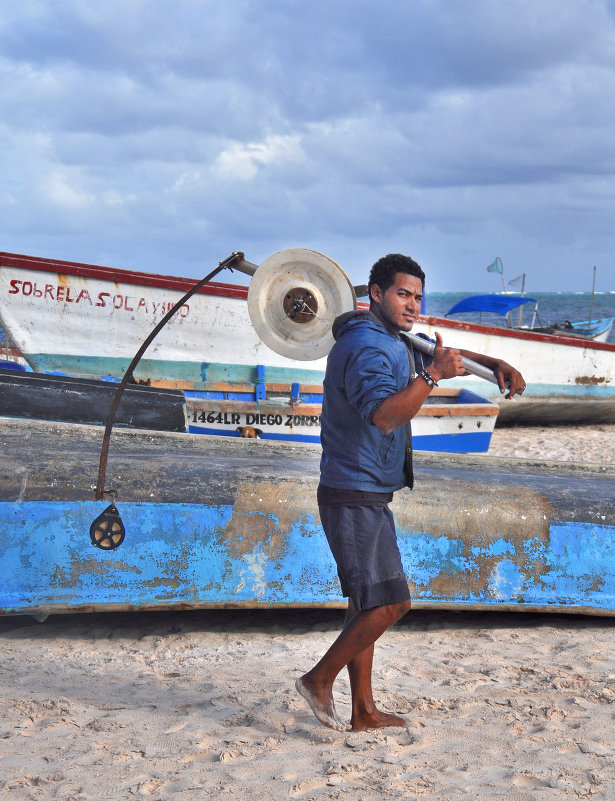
[1,0,615,293]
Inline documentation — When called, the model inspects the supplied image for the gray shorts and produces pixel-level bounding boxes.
[319,503,411,611]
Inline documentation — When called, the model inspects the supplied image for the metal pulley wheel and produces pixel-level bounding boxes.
[247,248,357,360]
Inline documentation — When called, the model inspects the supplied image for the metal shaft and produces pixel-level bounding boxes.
[405,333,499,385]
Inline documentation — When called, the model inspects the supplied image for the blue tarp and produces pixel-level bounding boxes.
[446,294,537,316]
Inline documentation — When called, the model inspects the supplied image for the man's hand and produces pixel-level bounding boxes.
[492,361,526,399]
[428,332,466,383]
[458,345,527,400]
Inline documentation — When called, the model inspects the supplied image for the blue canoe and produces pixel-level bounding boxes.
[533,317,614,342]
[1,418,614,618]
[446,295,613,343]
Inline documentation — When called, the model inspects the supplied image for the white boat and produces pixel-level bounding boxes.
[185,386,499,453]
[1,251,614,417]
[0,367,499,454]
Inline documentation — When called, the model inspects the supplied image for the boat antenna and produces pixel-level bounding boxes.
[589,265,596,328]
[91,251,259,547]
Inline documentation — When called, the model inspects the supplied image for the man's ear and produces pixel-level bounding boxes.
[370,284,382,304]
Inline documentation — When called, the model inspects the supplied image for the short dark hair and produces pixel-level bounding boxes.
[368,253,425,296]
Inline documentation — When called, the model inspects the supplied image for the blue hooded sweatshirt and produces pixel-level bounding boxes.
[319,311,433,493]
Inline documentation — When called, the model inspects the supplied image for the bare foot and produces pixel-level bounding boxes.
[351,709,407,731]
[295,676,349,732]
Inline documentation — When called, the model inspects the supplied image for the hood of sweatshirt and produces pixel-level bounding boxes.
[331,309,391,341]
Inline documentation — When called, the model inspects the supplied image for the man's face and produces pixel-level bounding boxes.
[370,272,423,332]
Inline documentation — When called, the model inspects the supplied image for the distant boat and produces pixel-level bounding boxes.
[532,317,614,342]
[446,294,614,343]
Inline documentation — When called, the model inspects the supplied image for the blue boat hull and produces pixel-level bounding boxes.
[1,419,614,616]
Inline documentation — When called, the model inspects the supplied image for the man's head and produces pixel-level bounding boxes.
[368,253,425,297]
[368,254,425,333]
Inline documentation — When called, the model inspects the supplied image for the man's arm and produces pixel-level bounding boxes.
[372,332,465,434]
[458,349,525,400]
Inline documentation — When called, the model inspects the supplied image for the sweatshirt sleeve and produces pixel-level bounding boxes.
[343,342,401,425]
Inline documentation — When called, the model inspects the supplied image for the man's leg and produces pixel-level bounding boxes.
[344,598,408,730]
[296,598,410,731]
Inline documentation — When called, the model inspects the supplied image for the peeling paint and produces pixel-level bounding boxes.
[575,375,607,385]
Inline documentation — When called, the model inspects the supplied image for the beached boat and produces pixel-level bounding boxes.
[446,294,614,343]
[1,251,613,414]
[0,369,186,432]
[1,418,614,617]
[0,368,499,453]
[188,386,499,451]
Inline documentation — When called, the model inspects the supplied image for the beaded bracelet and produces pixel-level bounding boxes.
[418,368,438,388]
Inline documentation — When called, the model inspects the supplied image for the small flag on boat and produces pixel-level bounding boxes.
[486,257,503,274]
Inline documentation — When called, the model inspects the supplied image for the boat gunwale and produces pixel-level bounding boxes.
[3,599,615,618]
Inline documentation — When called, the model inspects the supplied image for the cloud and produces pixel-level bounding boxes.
[0,1,614,290]
[211,134,303,182]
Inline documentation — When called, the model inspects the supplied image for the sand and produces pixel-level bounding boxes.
[2,426,615,800]
[484,423,615,464]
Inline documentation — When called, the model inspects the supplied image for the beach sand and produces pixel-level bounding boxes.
[2,426,614,800]
[484,423,615,464]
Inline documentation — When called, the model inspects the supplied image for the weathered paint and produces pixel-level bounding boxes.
[2,501,614,615]
[0,500,337,610]
[1,419,614,616]
[1,252,614,410]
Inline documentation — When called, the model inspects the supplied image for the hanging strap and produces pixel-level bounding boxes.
[398,333,417,490]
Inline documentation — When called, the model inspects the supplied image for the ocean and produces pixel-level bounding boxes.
[422,291,615,345]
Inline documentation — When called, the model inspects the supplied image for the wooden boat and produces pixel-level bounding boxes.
[533,317,614,342]
[0,368,499,453]
[0,251,613,417]
[0,369,186,432]
[1,418,614,617]
[186,386,499,452]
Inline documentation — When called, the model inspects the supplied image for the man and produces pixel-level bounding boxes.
[296,253,525,732]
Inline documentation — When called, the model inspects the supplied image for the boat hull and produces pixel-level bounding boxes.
[1,419,614,617]
[0,369,499,453]
[185,387,499,452]
[533,317,614,343]
[1,252,614,412]
[0,370,186,431]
